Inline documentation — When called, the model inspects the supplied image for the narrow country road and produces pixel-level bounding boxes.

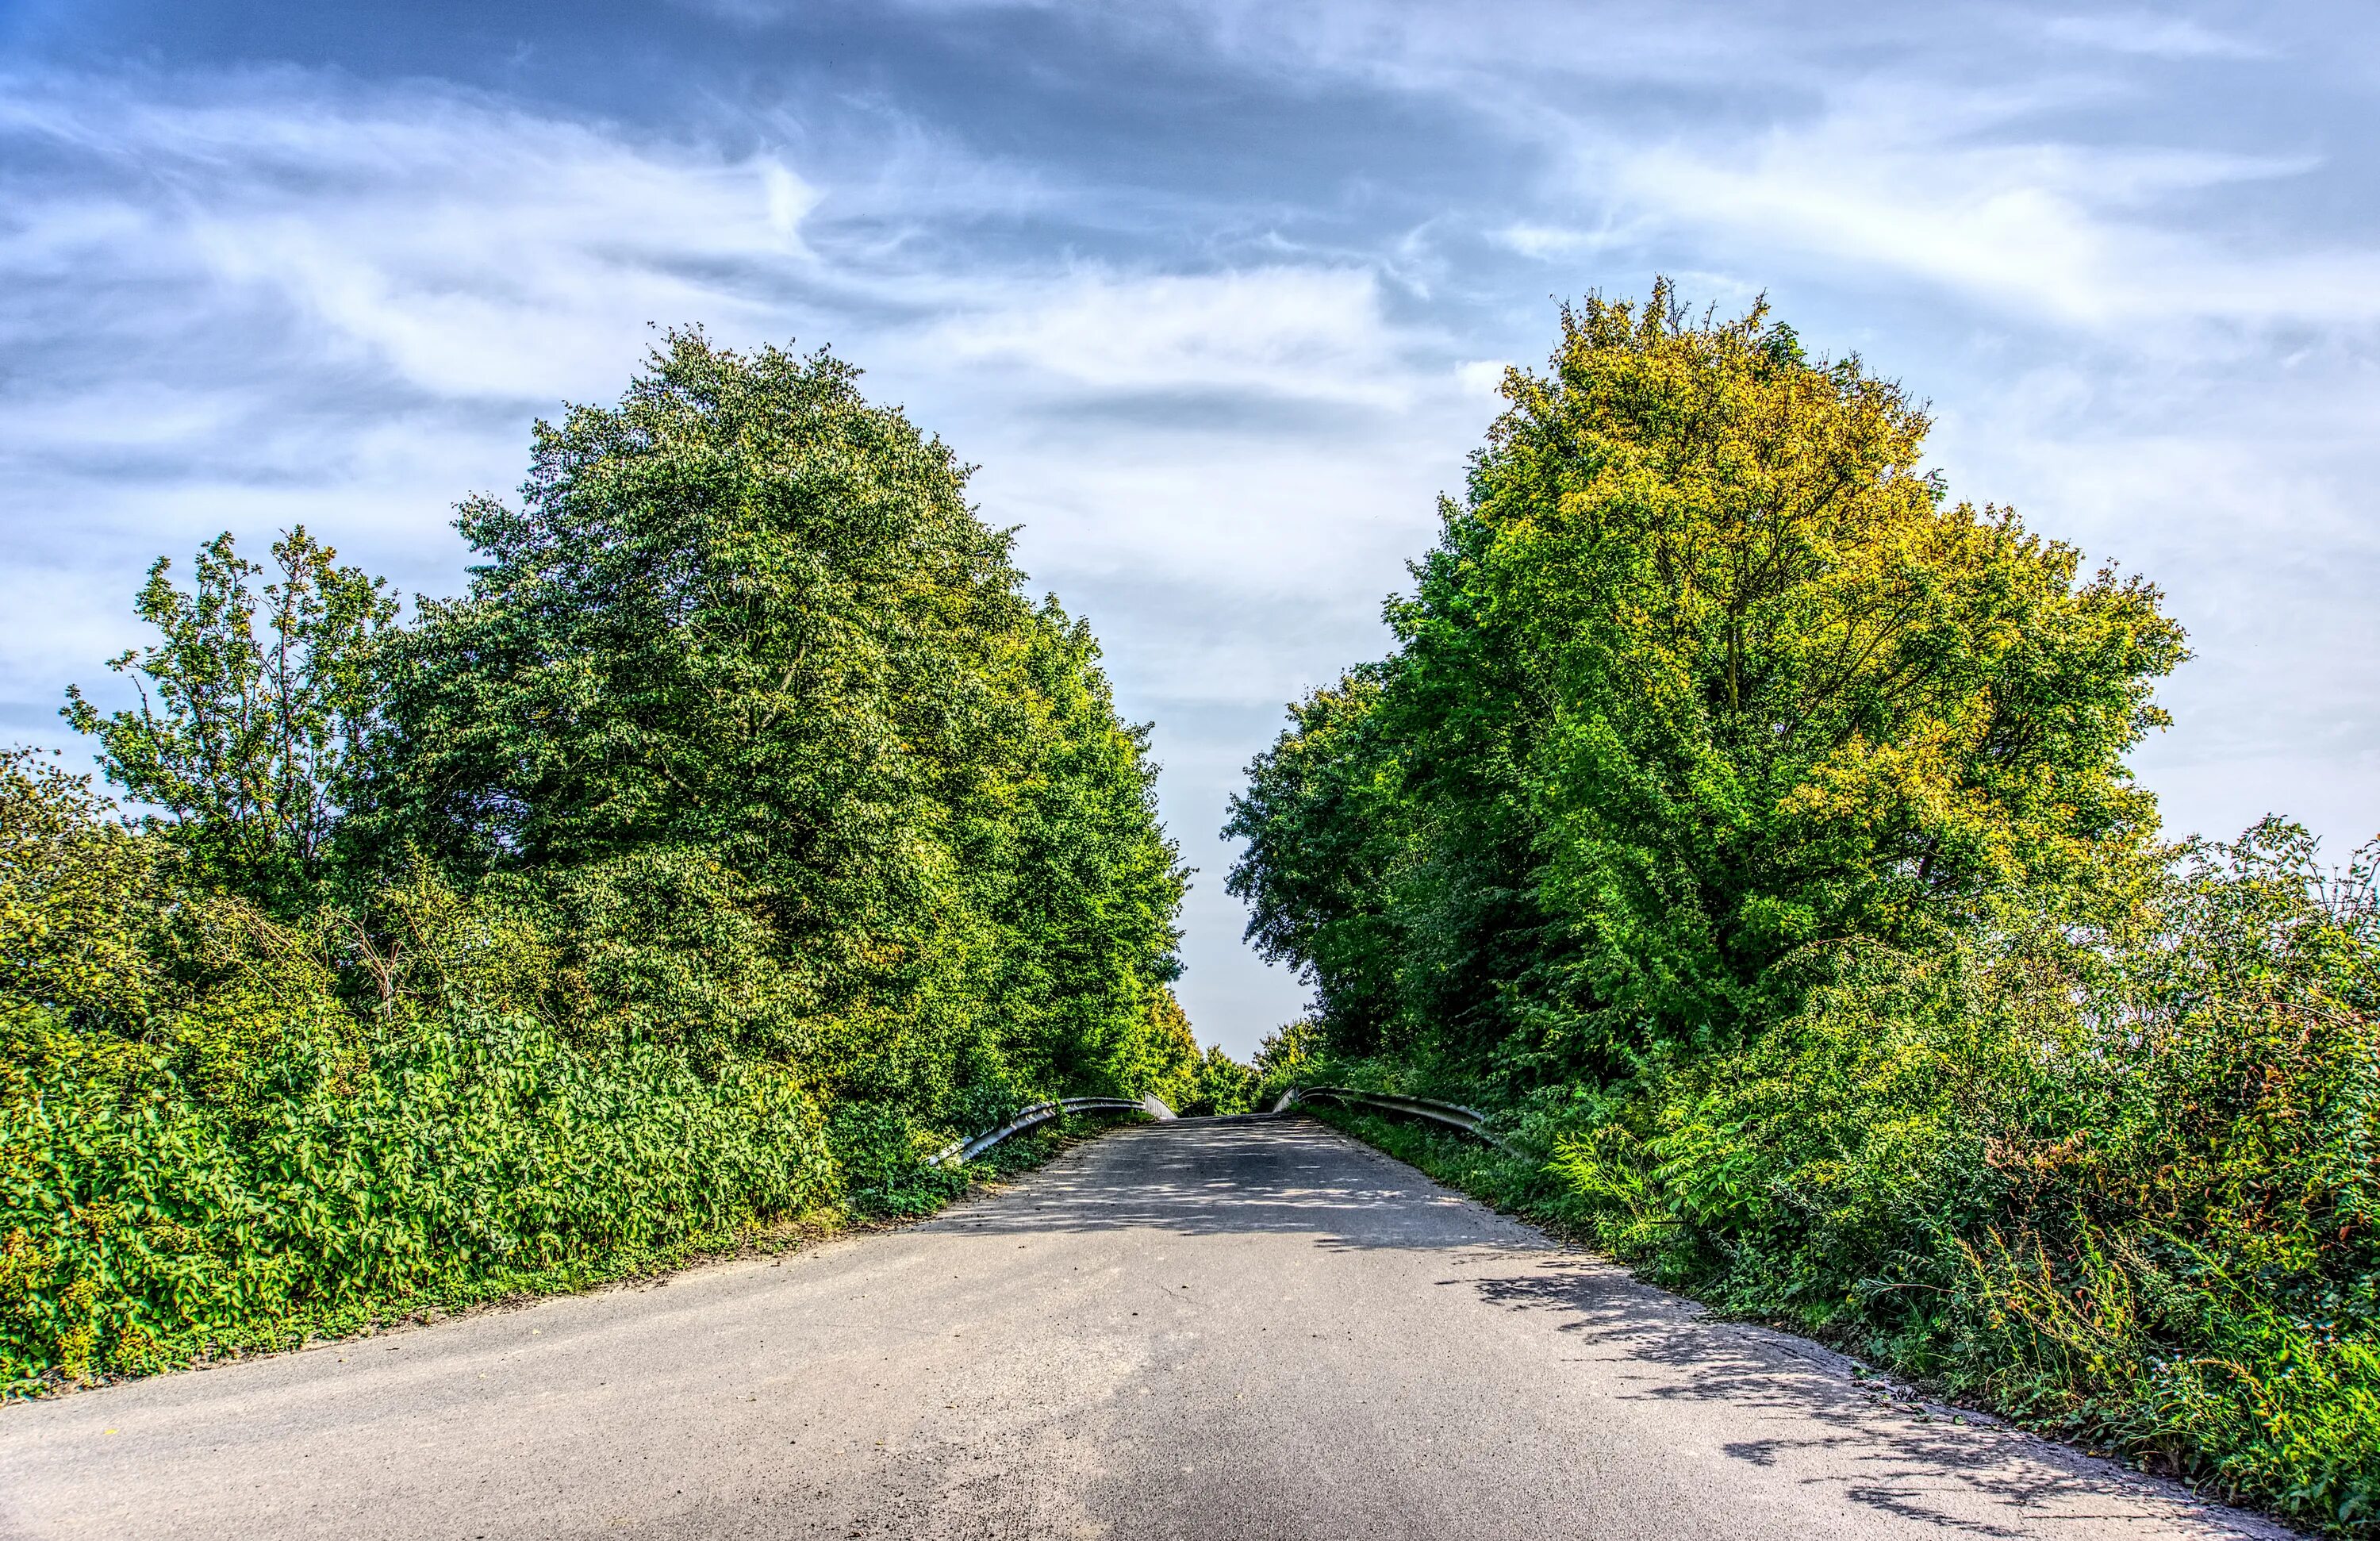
[0,1116,2290,1540]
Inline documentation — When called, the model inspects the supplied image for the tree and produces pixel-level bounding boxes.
[0,748,162,1035]
[6,329,1200,1393]
[63,528,395,909]
[1227,282,2188,1074]
[355,329,1187,1096]
[1223,671,1411,1051]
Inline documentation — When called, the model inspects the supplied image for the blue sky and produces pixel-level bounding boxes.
[4,1,2375,1055]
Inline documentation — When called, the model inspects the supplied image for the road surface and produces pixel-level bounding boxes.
[0,1115,2289,1539]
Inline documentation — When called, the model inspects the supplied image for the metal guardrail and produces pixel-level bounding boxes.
[926,1093,1176,1167]
[1273,1084,1514,1151]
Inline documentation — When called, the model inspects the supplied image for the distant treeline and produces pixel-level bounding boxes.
[2,332,1240,1392]
[1225,284,2380,1535]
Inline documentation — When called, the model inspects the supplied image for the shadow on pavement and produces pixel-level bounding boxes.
[1467,1259,2267,1537]
[929,1113,2275,1539]
[922,1116,1524,1252]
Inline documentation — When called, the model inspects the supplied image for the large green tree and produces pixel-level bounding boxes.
[1229,284,2187,1074]
[357,330,1187,1101]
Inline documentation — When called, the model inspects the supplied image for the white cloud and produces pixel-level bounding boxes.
[1568,83,2361,334]
[2042,13,2271,60]
[0,75,821,402]
[1453,359,1513,398]
[926,267,1425,407]
[1493,222,1616,261]
[1038,3,2350,340]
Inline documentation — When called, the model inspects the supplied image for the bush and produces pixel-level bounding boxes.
[2,1006,831,1389]
[1528,825,2380,1531]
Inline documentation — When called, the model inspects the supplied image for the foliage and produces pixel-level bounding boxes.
[1111,985,1253,1116]
[1250,1017,1322,1102]
[1,747,354,1113]
[1530,825,2380,1532]
[1227,282,2186,1074]
[1226,286,2374,1531]
[1121,984,1201,1113]
[63,528,396,912]
[2,749,169,1037]
[1183,1044,1258,1117]
[9,330,1226,1390]
[1225,674,1408,1047]
[2,1005,827,1389]
[352,332,1190,1101]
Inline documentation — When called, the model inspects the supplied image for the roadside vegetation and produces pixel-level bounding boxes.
[2,332,1231,1393]
[1226,284,2380,1535]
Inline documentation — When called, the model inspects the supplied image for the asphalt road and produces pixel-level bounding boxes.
[0,1115,2290,1540]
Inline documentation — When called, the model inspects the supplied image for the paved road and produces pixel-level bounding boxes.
[0,1116,2288,1540]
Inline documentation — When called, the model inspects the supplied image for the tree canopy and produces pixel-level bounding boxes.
[349,331,1189,1101]
[63,528,394,912]
[1228,282,2187,1073]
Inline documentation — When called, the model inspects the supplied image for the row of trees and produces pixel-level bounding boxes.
[1224,285,2379,1532]
[3,332,1208,1388]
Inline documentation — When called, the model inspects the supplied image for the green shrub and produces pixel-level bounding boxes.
[1454,824,2376,1532]
[2,1006,830,1389]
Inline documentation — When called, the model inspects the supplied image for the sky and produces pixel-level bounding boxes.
[2,1,2376,1056]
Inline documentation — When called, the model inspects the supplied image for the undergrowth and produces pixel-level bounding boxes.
[1299,920,2380,1541]
[4,1009,1125,1399]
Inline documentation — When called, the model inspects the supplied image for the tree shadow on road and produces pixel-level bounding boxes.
[1461,1259,2285,1538]
[920,1116,1536,1253]
[930,1116,2282,1538]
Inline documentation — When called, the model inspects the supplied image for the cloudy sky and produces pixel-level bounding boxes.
[3,1,2374,1054]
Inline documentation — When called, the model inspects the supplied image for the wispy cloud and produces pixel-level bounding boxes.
[927,267,1426,407]
[1474,75,2355,337]
[0,74,822,404]
[2042,12,2272,60]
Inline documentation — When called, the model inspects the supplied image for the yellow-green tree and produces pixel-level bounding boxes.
[1230,282,2186,1070]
